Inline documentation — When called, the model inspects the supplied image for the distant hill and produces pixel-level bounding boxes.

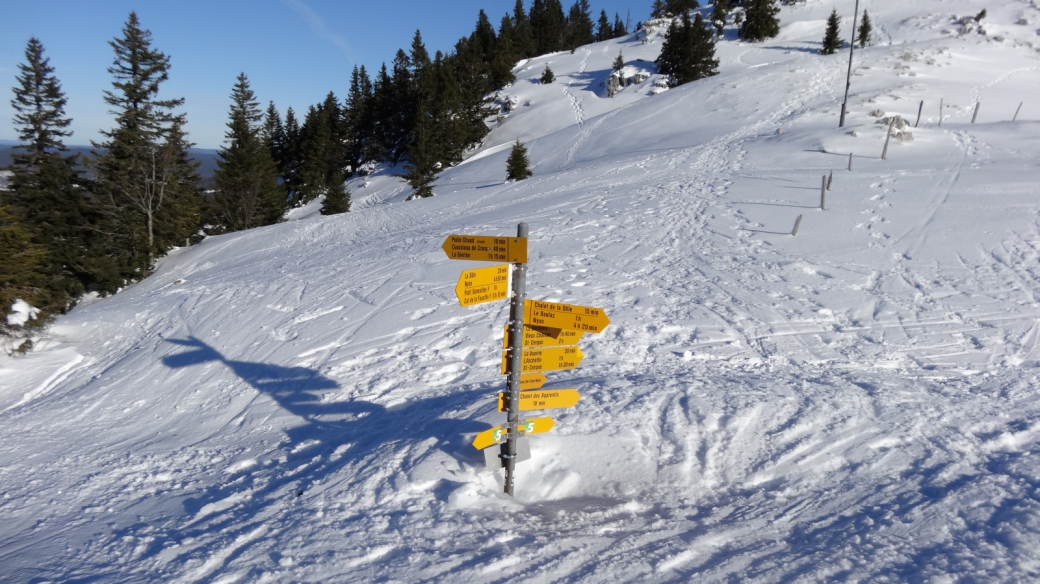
[0,142,220,180]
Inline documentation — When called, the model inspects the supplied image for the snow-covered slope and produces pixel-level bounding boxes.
[3,1,1040,581]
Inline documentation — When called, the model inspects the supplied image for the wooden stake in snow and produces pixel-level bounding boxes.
[881,118,894,160]
[820,175,827,210]
[915,100,923,127]
[792,215,803,236]
[827,170,833,191]
[972,102,980,124]
[939,98,943,127]
[1014,101,1023,122]
[848,152,853,171]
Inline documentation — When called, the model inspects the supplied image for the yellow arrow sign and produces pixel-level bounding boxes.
[442,235,528,263]
[520,373,547,390]
[455,264,509,307]
[502,324,584,348]
[502,346,583,374]
[472,417,556,450]
[498,389,580,412]
[524,300,610,333]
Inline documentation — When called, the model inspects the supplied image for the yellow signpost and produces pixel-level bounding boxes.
[524,299,611,333]
[455,264,509,307]
[502,346,583,374]
[498,389,580,412]
[502,324,583,348]
[442,234,528,263]
[471,417,556,450]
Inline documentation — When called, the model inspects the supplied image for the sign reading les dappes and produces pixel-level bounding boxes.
[524,299,610,333]
[497,389,581,412]
[442,234,528,263]
[455,264,509,307]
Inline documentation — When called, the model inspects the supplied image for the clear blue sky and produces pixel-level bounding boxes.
[1,0,647,150]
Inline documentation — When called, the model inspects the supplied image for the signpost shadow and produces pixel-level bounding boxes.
[160,337,493,533]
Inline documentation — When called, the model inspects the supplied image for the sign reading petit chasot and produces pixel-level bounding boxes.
[442,235,527,263]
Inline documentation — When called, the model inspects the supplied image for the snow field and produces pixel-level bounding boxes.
[2,0,1040,581]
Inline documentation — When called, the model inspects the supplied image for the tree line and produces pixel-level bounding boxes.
[0,2,632,341]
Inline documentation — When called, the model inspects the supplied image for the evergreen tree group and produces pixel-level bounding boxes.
[91,12,201,285]
[651,0,700,18]
[210,73,283,232]
[738,0,781,42]
[820,9,843,55]
[656,12,719,85]
[3,2,637,334]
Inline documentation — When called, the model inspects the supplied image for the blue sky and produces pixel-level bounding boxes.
[1,0,648,150]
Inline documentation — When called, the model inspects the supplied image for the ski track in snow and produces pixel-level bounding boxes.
[2,2,1040,582]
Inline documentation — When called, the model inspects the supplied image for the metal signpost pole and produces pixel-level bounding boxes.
[839,0,860,128]
[502,222,528,496]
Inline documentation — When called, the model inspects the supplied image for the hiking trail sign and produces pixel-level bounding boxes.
[444,225,609,496]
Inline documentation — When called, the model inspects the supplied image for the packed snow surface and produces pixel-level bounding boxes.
[3,1,1040,581]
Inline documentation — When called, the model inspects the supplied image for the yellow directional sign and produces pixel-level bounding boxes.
[455,264,509,307]
[472,417,556,450]
[524,300,610,333]
[502,324,584,348]
[502,346,583,374]
[520,373,547,390]
[498,389,581,412]
[442,234,528,263]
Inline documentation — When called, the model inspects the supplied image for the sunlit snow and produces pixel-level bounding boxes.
[2,1,1040,581]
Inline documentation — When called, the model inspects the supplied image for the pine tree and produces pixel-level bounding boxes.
[711,0,732,36]
[491,15,520,89]
[506,139,533,181]
[541,64,555,83]
[399,105,438,200]
[0,202,48,334]
[614,51,625,71]
[820,9,842,55]
[739,0,781,42]
[613,13,628,36]
[531,0,567,55]
[656,12,719,85]
[210,73,283,232]
[345,65,373,175]
[92,12,200,281]
[512,0,535,58]
[597,10,612,41]
[282,106,303,198]
[7,37,89,311]
[565,0,595,50]
[651,0,667,18]
[319,170,350,215]
[858,10,873,48]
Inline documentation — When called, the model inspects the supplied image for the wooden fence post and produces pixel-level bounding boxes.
[972,102,980,124]
[881,118,894,160]
[792,215,803,236]
[820,175,827,210]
